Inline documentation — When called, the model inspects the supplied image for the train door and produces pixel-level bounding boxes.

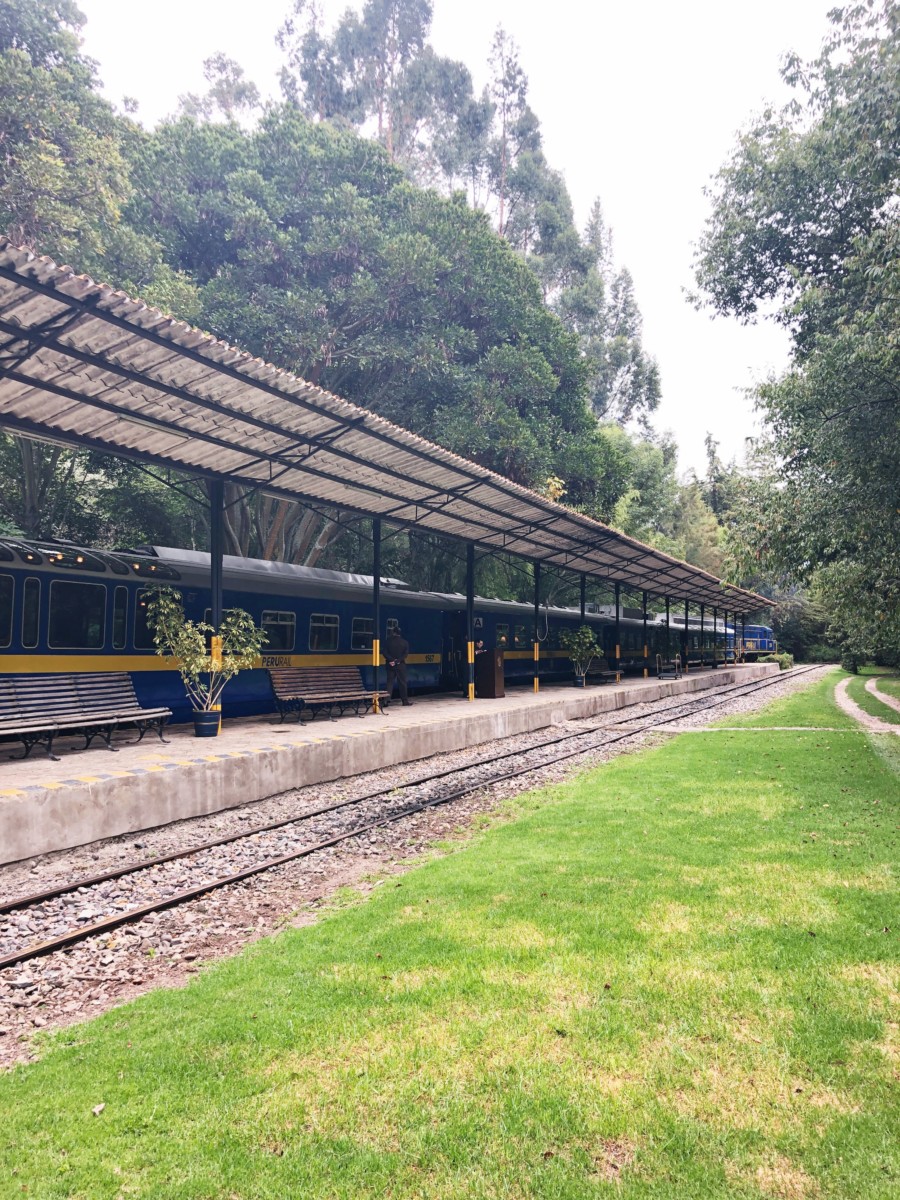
[441,609,467,690]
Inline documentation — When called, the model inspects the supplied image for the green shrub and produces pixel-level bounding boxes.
[146,585,267,710]
[802,643,840,663]
[559,624,601,676]
[759,652,794,671]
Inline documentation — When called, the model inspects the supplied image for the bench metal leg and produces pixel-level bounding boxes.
[83,727,118,752]
[131,719,170,746]
[10,733,60,763]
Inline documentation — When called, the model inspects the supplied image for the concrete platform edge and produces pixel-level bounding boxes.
[0,666,779,864]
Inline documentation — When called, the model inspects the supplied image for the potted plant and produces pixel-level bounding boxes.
[559,624,601,687]
[146,586,267,736]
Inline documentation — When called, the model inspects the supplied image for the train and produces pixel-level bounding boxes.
[0,539,773,722]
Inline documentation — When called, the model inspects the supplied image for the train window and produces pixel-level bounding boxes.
[496,623,510,648]
[351,617,373,651]
[39,545,106,572]
[129,560,181,580]
[386,618,400,637]
[262,610,296,652]
[0,575,12,648]
[22,577,40,649]
[513,624,533,649]
[309,613,339,652]
[112,586,128,650]
[48,580,106,648]
[98,554,130,576]
[134,590,155,649]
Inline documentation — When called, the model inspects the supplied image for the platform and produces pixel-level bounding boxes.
[0,665,777,865]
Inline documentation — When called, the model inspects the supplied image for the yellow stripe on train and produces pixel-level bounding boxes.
[1,652,444,674]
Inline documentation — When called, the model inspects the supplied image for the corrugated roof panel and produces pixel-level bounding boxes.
[0,239,770,612]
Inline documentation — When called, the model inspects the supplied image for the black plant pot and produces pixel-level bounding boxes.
[193,710,220,737]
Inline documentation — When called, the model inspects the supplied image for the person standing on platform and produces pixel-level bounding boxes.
[383,626,412,706]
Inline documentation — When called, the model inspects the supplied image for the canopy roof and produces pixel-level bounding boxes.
[0,240,769,614]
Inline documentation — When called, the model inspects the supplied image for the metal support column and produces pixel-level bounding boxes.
[642,589,649,678]
[614,581,621,681]
[466,543,475,701]
[665,597,671,671]
[700,603,705,669]
[209,478,224,732]
[683,599,690,673]
[712,606,718,668]
[741,615,746,663]
[533,560,541,693]
[580,573,586,623]
[372,518,382,713]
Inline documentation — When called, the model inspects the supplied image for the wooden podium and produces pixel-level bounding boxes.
[475,649,505,698]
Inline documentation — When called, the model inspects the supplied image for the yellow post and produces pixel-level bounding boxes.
[533,641,540,692]
[372,636,380,713]
[643,643,648,678]
[467,639,475,701]
[210,635,223,732]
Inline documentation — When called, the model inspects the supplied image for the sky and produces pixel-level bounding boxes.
[77,0,836,475]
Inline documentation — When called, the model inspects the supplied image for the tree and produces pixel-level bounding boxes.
[277,0,475,183]
[0,0,129,259]
[554,203,660,425]
[118,107,627,560]
[695,1,900,659]
[694,1,900,332]
[179,53,261,123]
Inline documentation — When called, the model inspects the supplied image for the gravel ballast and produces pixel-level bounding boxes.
[0,666,835,1068]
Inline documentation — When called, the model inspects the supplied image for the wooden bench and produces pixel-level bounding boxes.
[269,666,390,724]
[586,657,619,684]
[0,672,171,761]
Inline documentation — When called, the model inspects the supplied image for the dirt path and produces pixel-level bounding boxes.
[865,677,900,716]
[834,677,900,733]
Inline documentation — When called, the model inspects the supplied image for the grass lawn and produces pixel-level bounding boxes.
[845,674,900,726]
[1,670,898,1199]
[872,675,900,704]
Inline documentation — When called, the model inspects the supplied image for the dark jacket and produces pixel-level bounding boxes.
[383,633,409,665]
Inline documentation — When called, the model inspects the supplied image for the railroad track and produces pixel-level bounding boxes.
[0,665,823,970]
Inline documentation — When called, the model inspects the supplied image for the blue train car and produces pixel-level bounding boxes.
[0,539,732,722]
[726,622,777,660]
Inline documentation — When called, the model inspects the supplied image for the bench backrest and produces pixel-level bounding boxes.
[588,658,611,673]
[0,672,143,721]
[5,675,80,721]
[269,666,367,697]
[73,672,142,714]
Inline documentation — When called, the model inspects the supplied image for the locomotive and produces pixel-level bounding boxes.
[0,539,758,722]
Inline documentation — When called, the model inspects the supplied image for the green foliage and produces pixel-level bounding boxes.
[0,434,202,544]
[145,586,267,711]
[558,623,601,676]
[697,2,900,661]
[802,643,841,664]
[120,108,621,529]
[694,1,900,326]
[0,0,693,587]
[770,591,834,660]
[0,0,129,260]
[758,652,794,671]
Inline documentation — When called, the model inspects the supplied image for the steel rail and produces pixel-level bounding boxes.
[0,666,823,970]
[0,667,813,917]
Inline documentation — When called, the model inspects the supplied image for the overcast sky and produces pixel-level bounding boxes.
[78,0,835,475]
